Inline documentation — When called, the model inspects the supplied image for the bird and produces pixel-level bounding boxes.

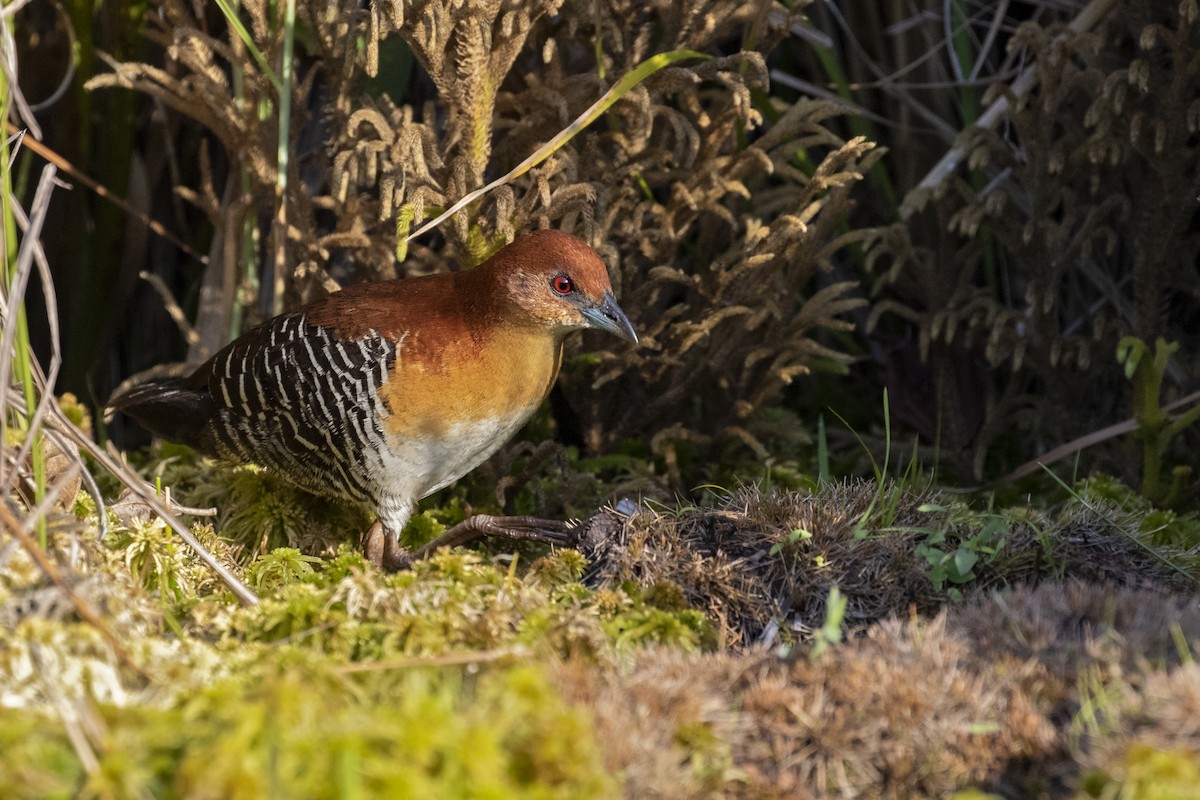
[109,229,637,570]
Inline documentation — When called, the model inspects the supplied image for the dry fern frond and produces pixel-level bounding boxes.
[91,0,874,475]
[869,3,1200,477]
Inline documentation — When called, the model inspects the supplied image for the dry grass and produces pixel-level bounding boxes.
[551,580,1200,799]
[579,482,1195,649]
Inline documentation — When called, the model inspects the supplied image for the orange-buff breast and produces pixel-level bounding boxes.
[380,325,563,440]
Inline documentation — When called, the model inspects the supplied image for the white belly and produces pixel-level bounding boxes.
[364,409,537,533]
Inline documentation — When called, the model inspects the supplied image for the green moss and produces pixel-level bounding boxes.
[526,549,588,587]
[398,497,471,549]
[202,544,709,660]
[601,603,711,651]
[1078,743,1200,800]
[107,519,191,604]
[154,461,371,563]
[56,392,93,436]
[642,580,691,612]
[244,547,322,593]
[4,658,613,800]
[0,711,82,800]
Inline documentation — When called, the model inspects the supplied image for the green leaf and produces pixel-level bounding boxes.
[213,0,283,92]
[953,548,979,578]
[405,49,712,243]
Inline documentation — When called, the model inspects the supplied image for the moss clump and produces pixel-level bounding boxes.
[0,712,82,800]
[10,479,1200,798]
[1078,744,1200,800]
[205,548,710,661]
[152,459,372,564]
[1,658,613,800]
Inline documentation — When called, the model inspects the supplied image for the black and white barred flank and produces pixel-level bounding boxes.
[110,314,397,504]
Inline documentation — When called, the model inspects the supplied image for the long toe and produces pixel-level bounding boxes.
[484,515,574,541]
[411,514,579,559]
[380,533,415,572]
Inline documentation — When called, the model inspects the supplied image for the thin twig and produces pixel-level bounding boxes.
[54,422,259,606]
[4,122,207,263]
[0,156,251,604]
[25,1,77,113]
[139,271,201,346]
[0,14,40,138]
[0,165,60,492]
[73,448,108,540]
[970,0,1012,82]
[963,388,1200,488]
[20,462,80,533]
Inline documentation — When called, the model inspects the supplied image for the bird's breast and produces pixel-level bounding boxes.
[376,325,562,497]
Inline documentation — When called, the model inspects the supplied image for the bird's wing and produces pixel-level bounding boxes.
[194,312,399,502]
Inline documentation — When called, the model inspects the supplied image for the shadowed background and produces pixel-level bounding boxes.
[13,0,1200,498]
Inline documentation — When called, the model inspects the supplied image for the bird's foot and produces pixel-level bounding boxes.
[361,520,415,572]
[411,514,576,561]
[362,515,578,573]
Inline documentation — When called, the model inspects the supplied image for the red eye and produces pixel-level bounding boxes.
[551,275,573,295]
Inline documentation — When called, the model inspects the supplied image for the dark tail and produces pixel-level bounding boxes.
[107,373,214,451]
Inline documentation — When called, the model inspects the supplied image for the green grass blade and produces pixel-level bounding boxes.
[213,0,282,93]
[817,413,829,483]
[405,49,711,244]
[270,0,296,315]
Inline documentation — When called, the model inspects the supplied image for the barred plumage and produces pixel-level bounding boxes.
[202,315,397,505]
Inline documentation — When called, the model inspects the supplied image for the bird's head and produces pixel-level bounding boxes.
[490,230,638,344]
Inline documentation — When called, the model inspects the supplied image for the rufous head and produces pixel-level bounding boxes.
[488,229,637,344]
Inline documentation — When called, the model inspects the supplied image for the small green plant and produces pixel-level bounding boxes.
[1117,337,1200,505]
[112,520,188,600]
[910,502,1010,601]
[245,547,322,593]
[769,527,812,557]
[808,586,846,659]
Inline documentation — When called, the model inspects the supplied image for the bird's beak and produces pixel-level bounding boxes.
[582,292,638,344]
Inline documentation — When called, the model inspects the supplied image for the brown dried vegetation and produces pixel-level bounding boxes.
[580,481,1195,648]
[89,0,877,472]
[11,1,1200,796]
[551,580,1200,799]
[869,2,1200,477]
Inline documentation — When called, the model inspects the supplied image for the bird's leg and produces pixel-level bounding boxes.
[361,520,415,572]
[362,515,577,572]
[408,514,576,561]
